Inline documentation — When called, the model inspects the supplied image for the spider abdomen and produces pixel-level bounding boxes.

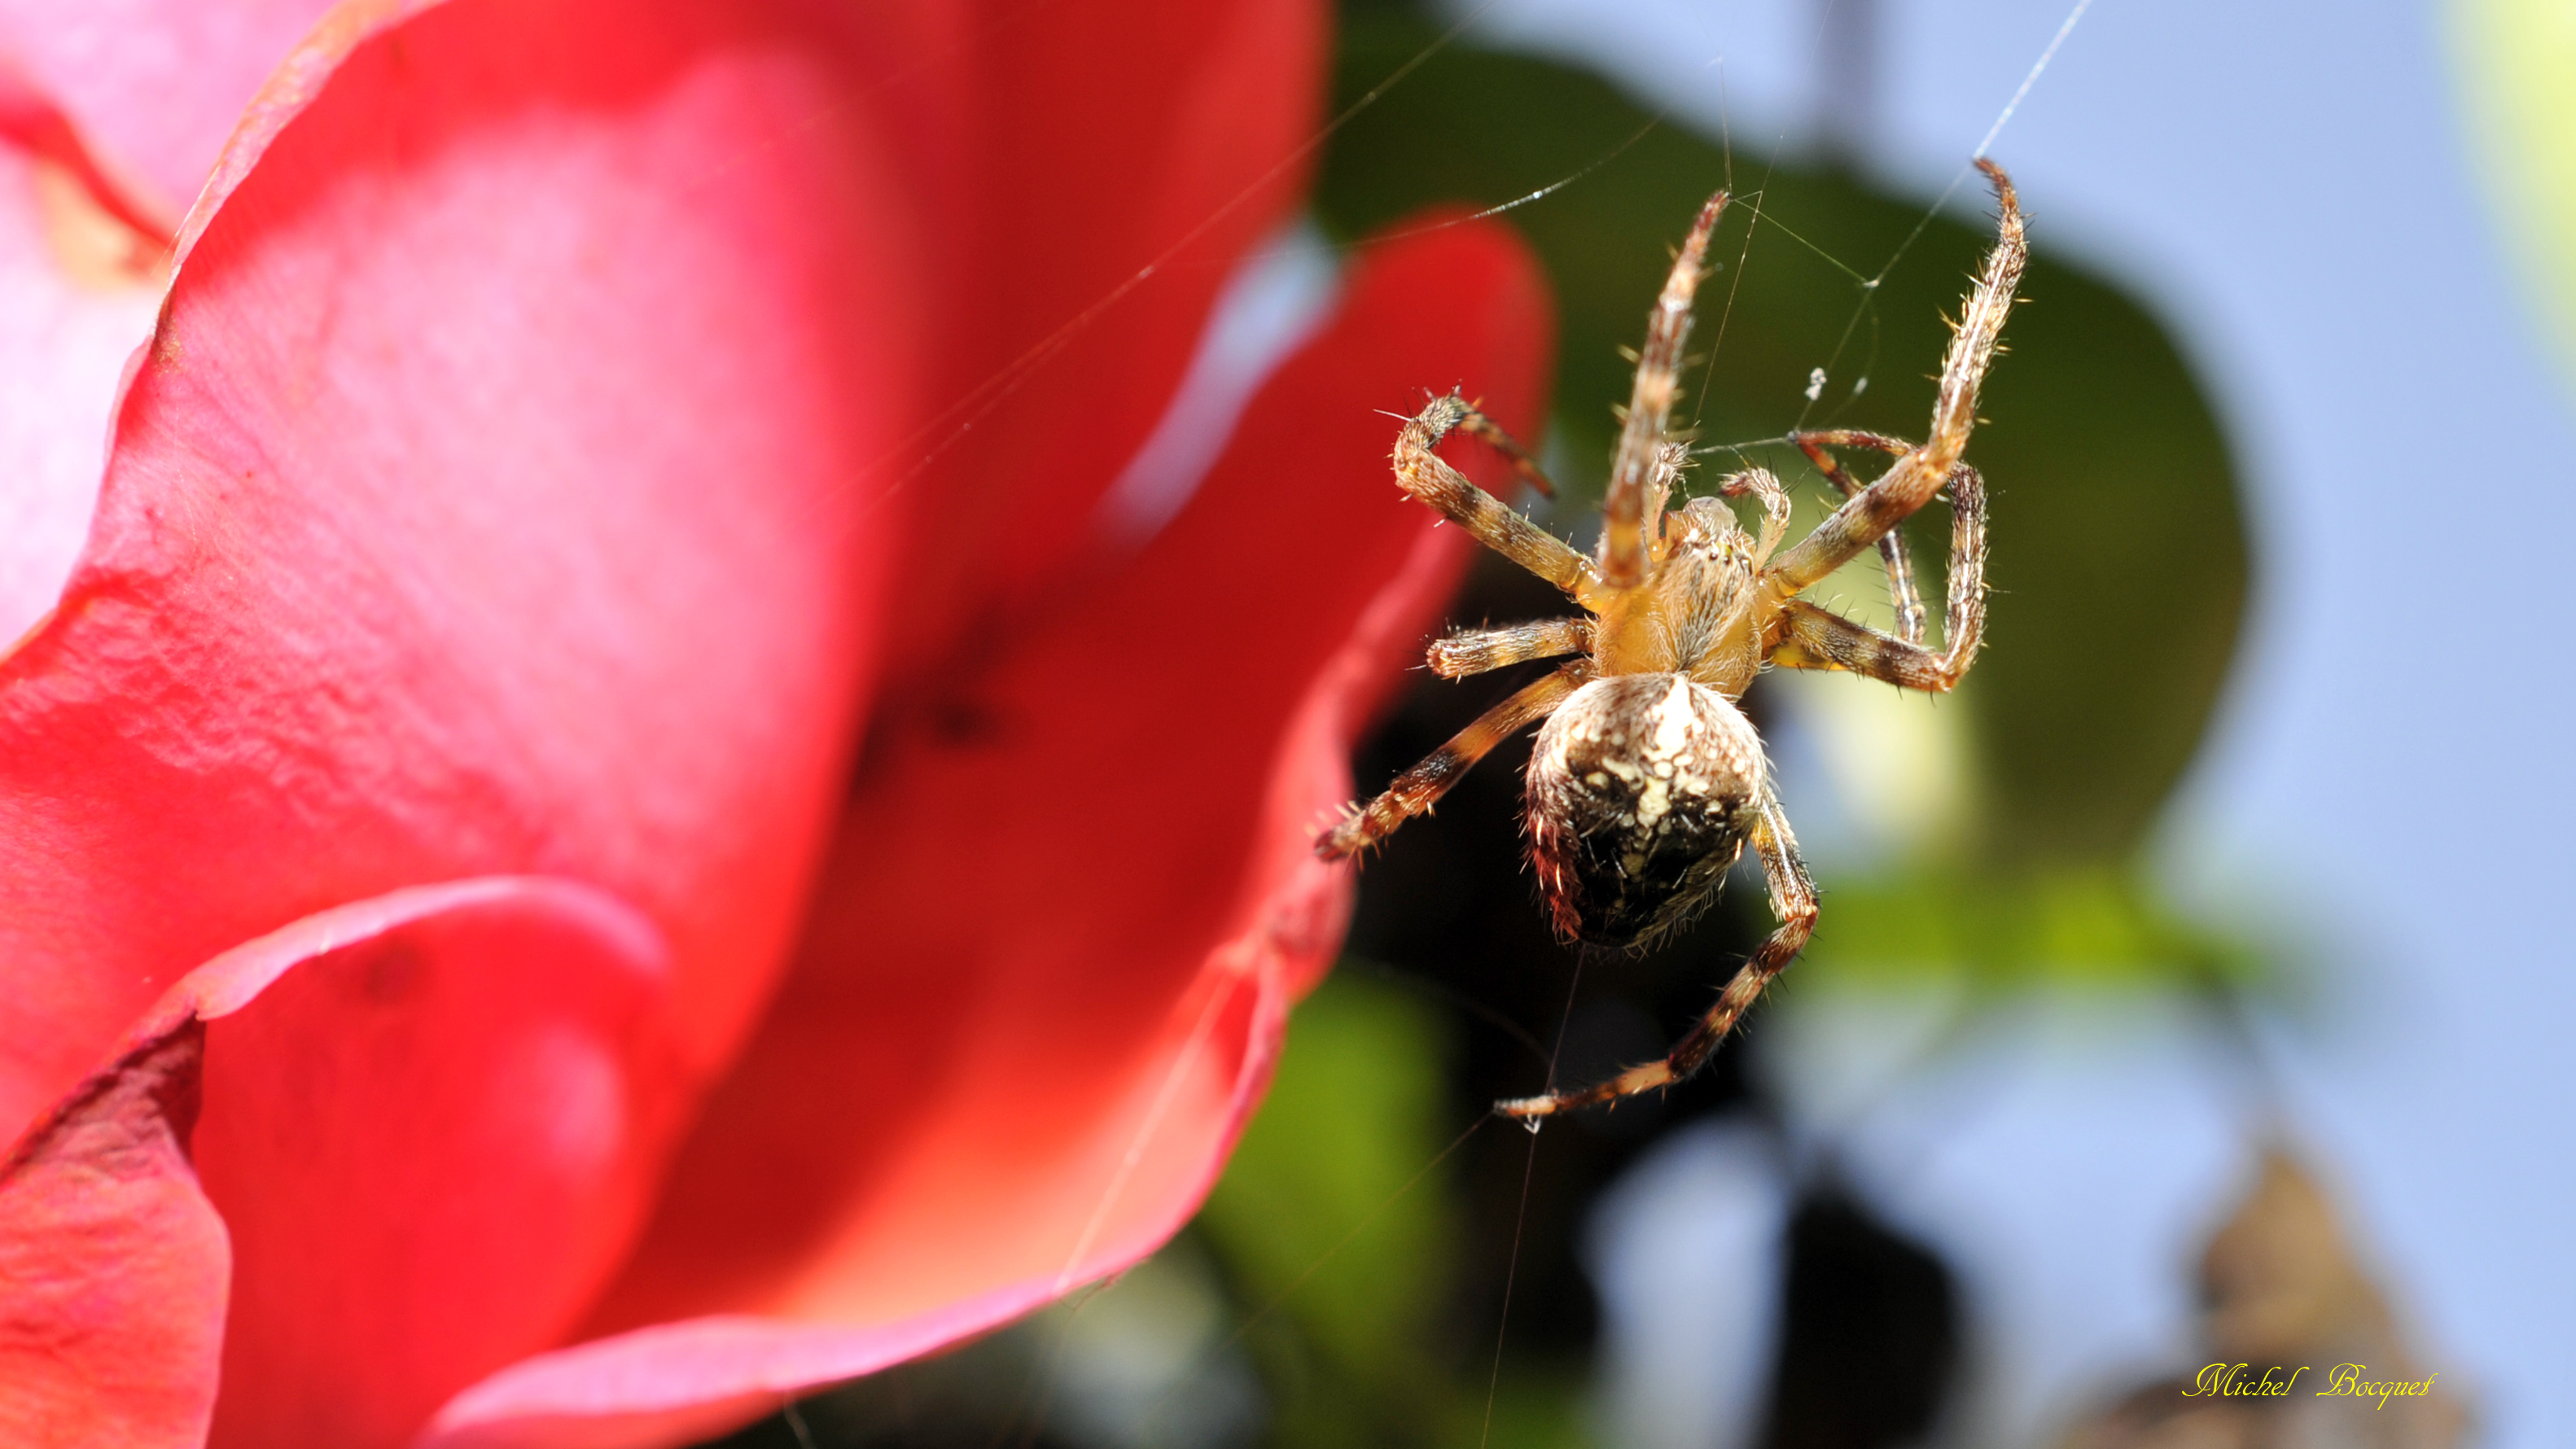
[1523,674,1766,948]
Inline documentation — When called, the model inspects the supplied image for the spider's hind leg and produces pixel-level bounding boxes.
[1794,431,1926,644]
[1318,661,1590,860]
[1497,792,1816,1121]
[1768,460,1988,690]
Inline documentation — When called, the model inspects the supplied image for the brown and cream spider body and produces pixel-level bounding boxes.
[1318,161,2028,1121]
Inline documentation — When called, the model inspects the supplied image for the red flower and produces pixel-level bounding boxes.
[0,2,1552,1446]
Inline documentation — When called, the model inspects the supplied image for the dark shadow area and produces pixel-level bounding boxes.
[1757,1187,1960,1449]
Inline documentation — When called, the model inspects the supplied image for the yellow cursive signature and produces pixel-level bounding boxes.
[2314,1363,2441,1409]
[2183,1363,2442,1410]
[2184,1364,2308,1398]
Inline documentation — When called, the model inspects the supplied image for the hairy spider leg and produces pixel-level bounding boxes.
[1427,616,1595,680]
[1317,662,1592,860]
[1325,397,1603,862]
[1601,190,1730,590]
[1496,792,1816,1119]
[1765,160,2024,598]
[1795,431,1927,643]
[1391,393,1606,609]
[1450,407,1560,500]
[1769,461,1988,690]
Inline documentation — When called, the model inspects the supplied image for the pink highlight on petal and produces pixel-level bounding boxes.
[0,0,354,225]
[424,1295,1070,1449]
[168,877,667,1024]
[0,138,160,649]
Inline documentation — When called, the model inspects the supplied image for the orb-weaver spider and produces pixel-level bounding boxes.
[1320,161,2027,1121]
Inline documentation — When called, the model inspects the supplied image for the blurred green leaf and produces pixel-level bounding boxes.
[1316,14,2248,866]
[1790,862,2259,995]
[1196,972,1593,1448]
[1196,971,1461,1445]
[1470,1368,1593,1449]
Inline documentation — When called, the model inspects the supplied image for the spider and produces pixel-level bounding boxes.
[1317,160,2026,1121]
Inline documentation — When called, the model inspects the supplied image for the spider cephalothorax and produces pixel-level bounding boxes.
[1317,161,2027,1120]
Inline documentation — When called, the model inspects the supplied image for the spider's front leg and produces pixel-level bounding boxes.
[1317,661,1591,860]
[1497,793,1816,1121]
[1765,161,2024,598]
[1601,190,1729,589]
[1392,393,1601,604]
[1449,407,1560,500]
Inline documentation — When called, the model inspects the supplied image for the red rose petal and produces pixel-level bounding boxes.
[186,879,692,1449]
[417,216,1554,1447]
[0,876,692,1449]
[425,1296,1067,1449]
[0,1026,227,1449]
[876,0,1326,681]
[0,0,922,1144]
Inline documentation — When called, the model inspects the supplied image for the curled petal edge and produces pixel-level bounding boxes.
[173,0,449,265]
[0,877,681,1449]
[418,518,1469,1449]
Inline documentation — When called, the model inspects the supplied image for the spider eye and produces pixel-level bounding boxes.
[1525,675,1765,948]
